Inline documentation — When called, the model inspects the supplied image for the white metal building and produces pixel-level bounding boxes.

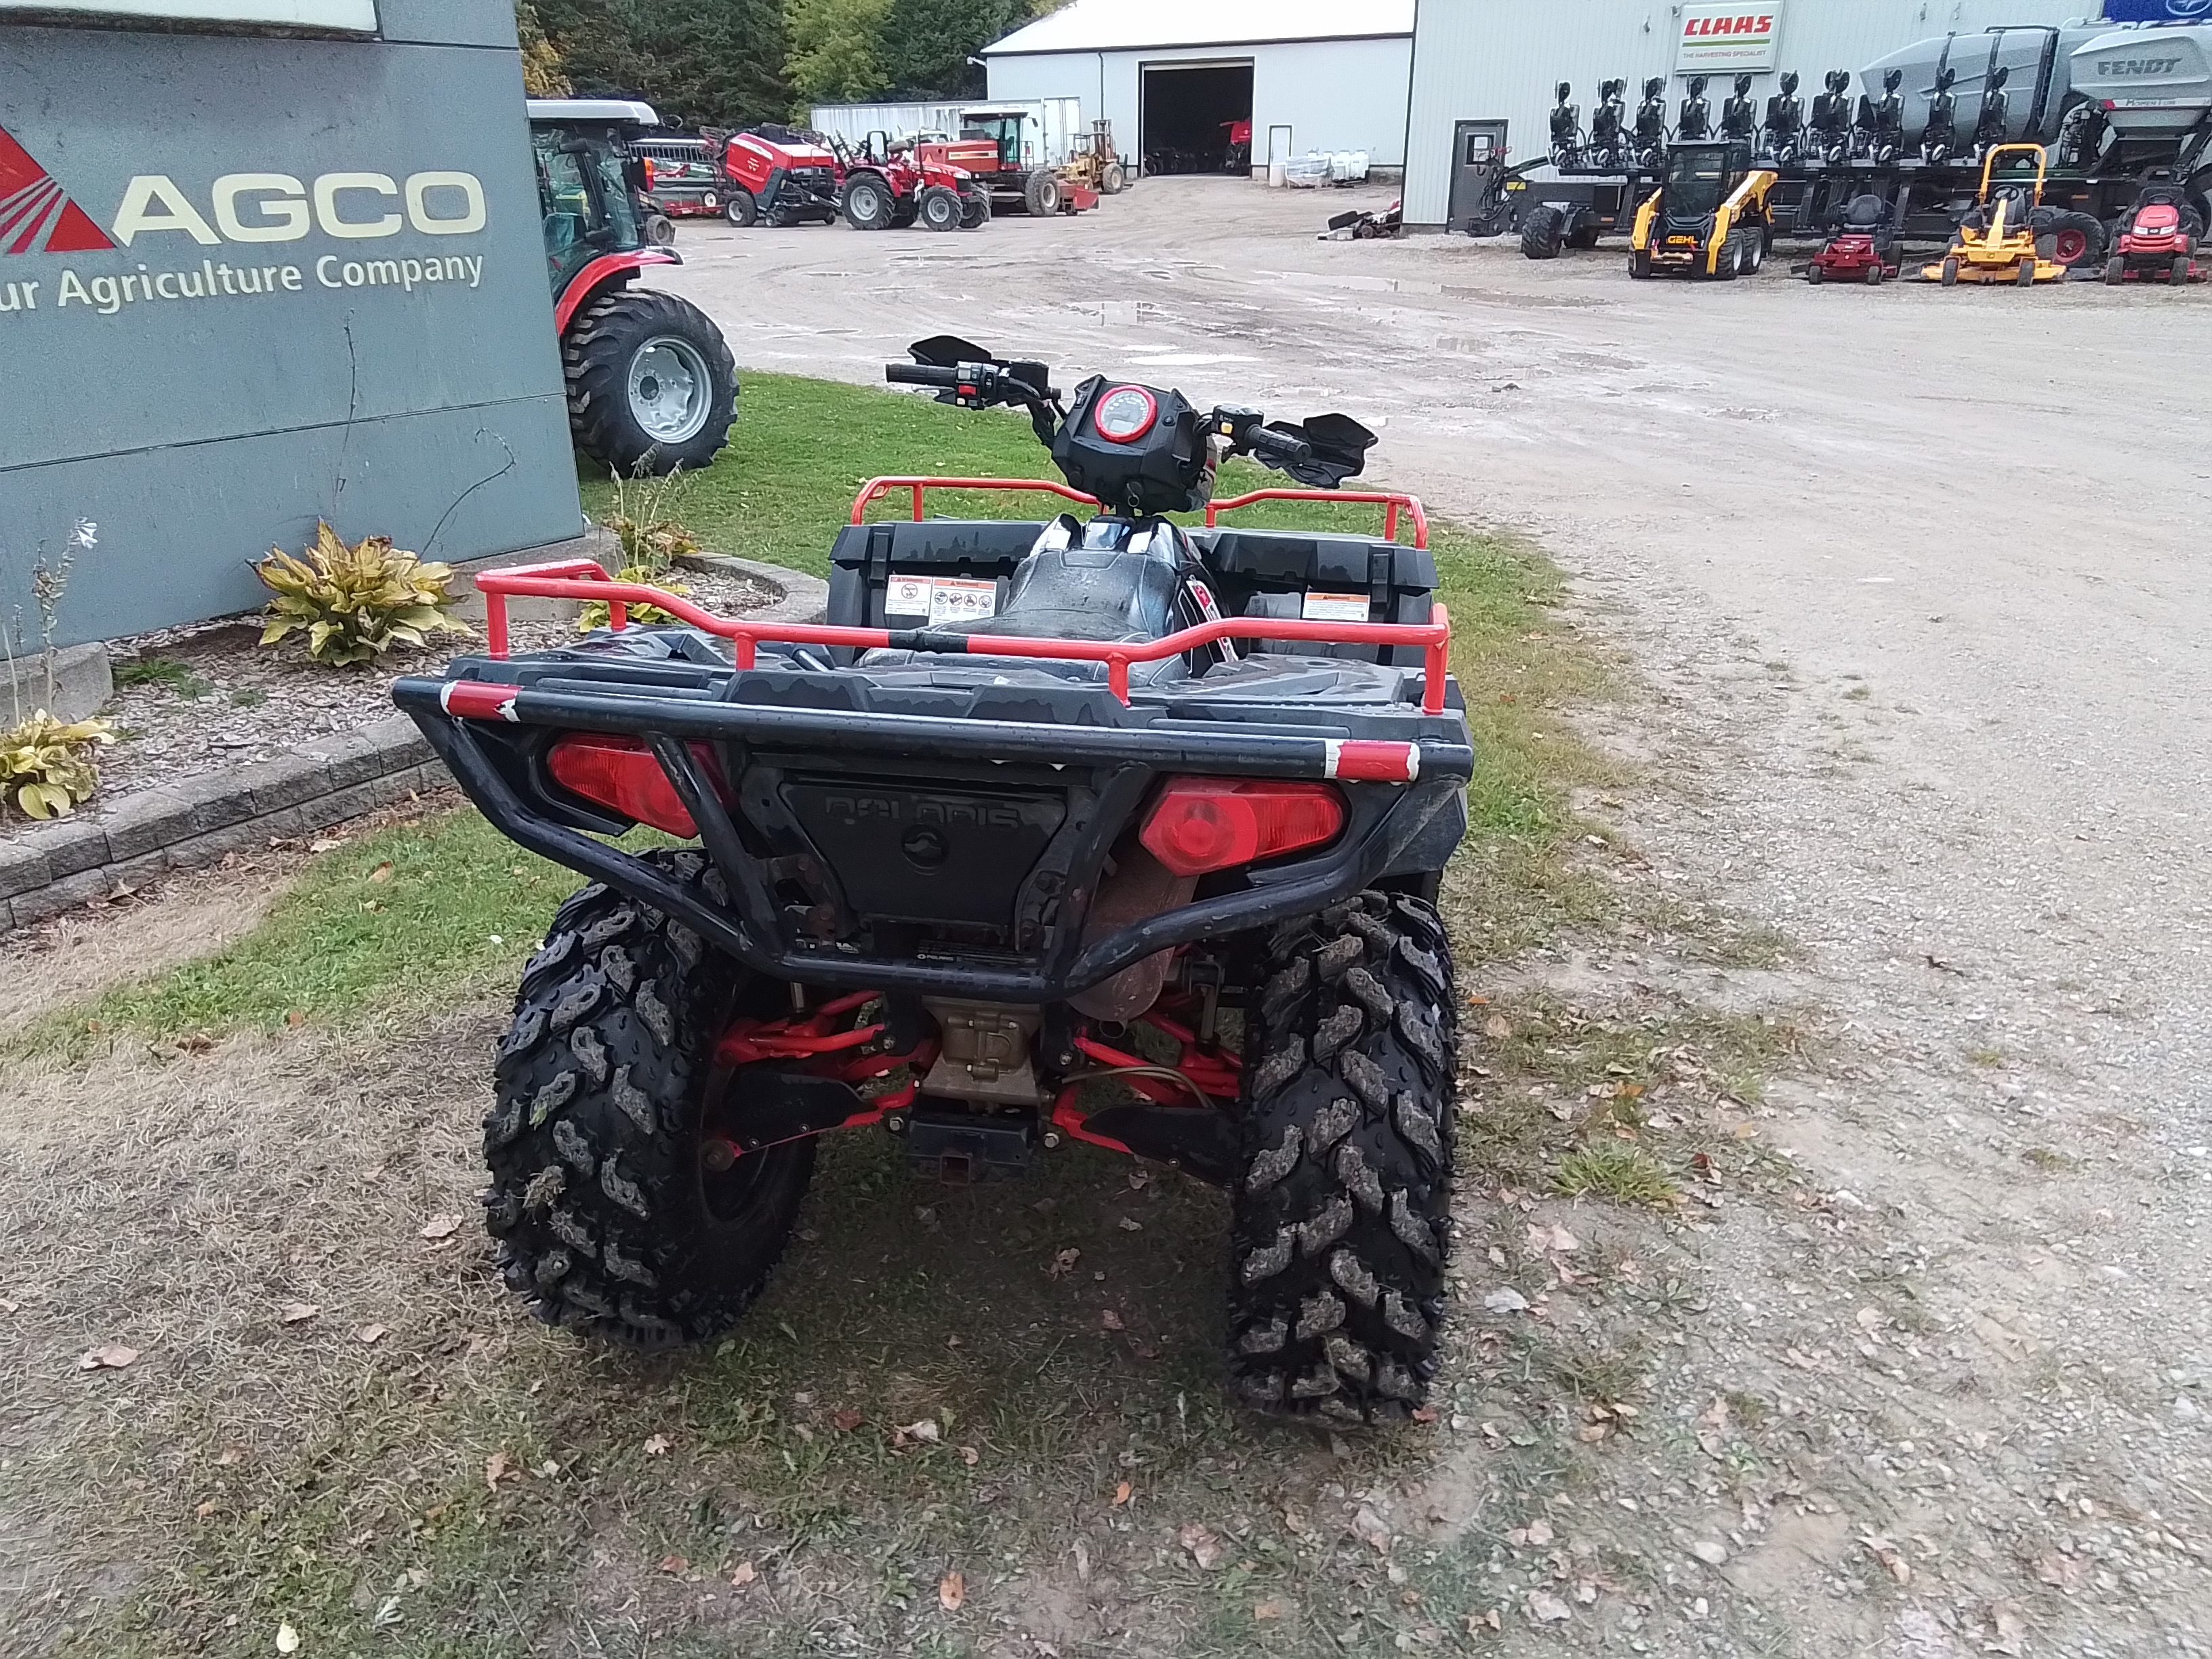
[981,0,1415,176]
[1402,0,2097,228]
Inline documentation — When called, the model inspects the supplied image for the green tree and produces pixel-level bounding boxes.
[533,0,793,128]
[876,0,1036,99]
[515,2,573,96]
[785,0,893,108]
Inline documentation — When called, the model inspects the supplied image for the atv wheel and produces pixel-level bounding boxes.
[1228,890,1458,1424]
[842,173,895,230]
[724,188,758,228]
[1520,204,1565,260]
[1103,161,1127,194]
[919,185,964,232]
[1023,169,1062,216]
[2106,255,2126,286]
[484,850,817,1347]
[563,287,737,476]
[1940,256,1960,286]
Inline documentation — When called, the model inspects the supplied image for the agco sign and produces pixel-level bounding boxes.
[1,122,490,319]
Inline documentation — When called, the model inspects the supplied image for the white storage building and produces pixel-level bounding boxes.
[981,0,1416,176]
[1401,0,2098,229]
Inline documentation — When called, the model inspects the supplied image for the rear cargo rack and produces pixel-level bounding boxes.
[477,522,1455,715]
[846,475,1429,550]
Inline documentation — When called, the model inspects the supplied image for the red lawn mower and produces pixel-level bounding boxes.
[1805,188,1906,285]
[2105,175,2203,286]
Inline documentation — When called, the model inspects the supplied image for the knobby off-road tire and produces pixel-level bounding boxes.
[1023,169,1062,216]
[1520,203,1565,260]
[1228,890,1458,1424]
[483,849,816,1348]
[563,287,737,476]
[919,185,964,231]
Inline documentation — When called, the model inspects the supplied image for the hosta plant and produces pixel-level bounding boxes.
[1,710,115,820]
[255,523,471,667]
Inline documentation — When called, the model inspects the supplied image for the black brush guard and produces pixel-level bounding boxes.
[393,670,1473,1003]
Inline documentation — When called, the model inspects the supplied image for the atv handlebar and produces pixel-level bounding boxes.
[1245,425,1315,466]
[885,363,962,388]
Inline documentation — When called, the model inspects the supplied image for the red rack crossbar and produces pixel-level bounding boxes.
[850,476,1099,525]
[1204,488,1429,550]
[474,562,1454,716]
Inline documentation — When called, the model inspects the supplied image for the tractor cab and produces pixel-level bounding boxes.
[1629,141,1778,279]
[527,99,661,304]
[959,108,1038,172]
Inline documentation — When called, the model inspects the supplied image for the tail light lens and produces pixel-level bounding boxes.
[548,735,708,838]
[641,156,657,190]
[1139,779,1345,877]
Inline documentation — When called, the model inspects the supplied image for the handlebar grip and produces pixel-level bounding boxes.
[1248,425,1313,462]
[886,363,962,388]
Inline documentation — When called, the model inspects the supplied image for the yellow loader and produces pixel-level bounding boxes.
[1628,141,1779,279]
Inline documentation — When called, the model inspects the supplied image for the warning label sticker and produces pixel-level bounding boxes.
[887,575,998,626]
[1301,591,1370,623]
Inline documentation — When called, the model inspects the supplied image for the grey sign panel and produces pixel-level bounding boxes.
[0,9,579,647]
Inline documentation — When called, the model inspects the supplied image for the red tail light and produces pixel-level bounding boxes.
[548,735,711,838]
[1139,779,1345,877]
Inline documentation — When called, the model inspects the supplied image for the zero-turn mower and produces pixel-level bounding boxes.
[1628,141,1778,279]
[1925,143,2066,287]
[1804,186,1907,285]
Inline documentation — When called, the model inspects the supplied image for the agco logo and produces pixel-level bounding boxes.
[1,119,490,321]
[1683,12,1776,39]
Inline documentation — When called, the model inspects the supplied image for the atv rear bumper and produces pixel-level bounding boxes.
[394,666,1473,1004]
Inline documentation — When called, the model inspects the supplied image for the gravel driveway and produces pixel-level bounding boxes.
[645,180,2211,1655]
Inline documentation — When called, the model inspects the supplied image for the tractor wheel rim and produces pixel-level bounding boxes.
[628,335,714,445]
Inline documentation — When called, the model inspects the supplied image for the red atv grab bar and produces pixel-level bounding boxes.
[848,476,1429,550]
[472,560,1455,717]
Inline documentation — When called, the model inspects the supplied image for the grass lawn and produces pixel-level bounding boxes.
[0,374,1639,1659]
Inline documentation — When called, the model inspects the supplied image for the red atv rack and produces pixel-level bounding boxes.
[476,478,1454,722]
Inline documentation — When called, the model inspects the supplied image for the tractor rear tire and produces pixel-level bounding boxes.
[2106,255,2126,285]
[1227,891,1458,1425]
[919,185,964,232]
[723,188,758,228]
[1023,169,1063,216]
[1103,161,1127,194]
[841,173,896,231]
[563,286,737,476]
[1520,203,1565,260]
[483,850,817,1349]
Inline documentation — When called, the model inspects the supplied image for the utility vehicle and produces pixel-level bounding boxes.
[394,339,1471,1422]
[1628,141,1777,279]
[529,100,738,474]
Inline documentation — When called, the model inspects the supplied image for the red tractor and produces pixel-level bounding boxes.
[2105,174,2203,285]
[836,131,990,232]
[720,126,845,228]
[529,100,737,476]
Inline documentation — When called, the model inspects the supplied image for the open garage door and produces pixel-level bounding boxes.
[1140,62,1254,176]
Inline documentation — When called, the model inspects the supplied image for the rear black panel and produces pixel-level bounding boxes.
[778,775,1067,930]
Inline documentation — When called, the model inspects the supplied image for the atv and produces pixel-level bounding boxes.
[1628,140,1777,279]
[530,100,738,475]
[393,338,1471,1422]
[2105,173,2203,285]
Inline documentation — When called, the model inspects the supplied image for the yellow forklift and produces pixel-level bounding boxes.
[1628,141,1779,279]
[1924,142,2066,286]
